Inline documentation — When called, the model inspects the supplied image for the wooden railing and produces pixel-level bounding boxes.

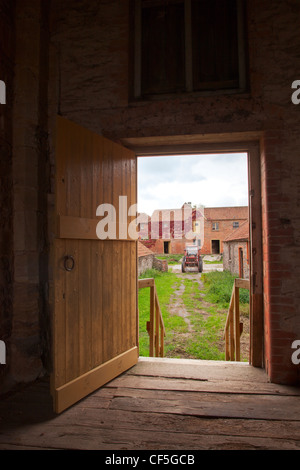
[138,278,166,357]
[224,278,250,361]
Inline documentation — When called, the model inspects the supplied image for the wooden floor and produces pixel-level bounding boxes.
[1,357,300,450]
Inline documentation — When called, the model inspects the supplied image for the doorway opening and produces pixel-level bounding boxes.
[137,150,254,363]
[211,240,220,254]
[163,241,170,254]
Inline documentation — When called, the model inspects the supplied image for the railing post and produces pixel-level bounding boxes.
[149,284,155,357]
[234,280,240,361]
[139,277,165,358]
[225,321,230,361]
[154,287,159,357]
[229,305,235,360]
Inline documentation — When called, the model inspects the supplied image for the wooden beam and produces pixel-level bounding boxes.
[235,278,250,290]
[120,132,263,154]
[53,347,138,414]
[138,278,154,289]
[57,215,135,241]
[248,145,264,367]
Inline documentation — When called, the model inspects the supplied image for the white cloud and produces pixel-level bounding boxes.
[138,153,248,215]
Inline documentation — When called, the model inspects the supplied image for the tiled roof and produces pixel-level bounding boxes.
[224,221,249,242]
[138,241,154,258]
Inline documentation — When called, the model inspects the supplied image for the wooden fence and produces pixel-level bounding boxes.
[224,278,250,361]
[138,278,166,357]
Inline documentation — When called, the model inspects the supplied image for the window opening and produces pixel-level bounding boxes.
[133,0,247,99]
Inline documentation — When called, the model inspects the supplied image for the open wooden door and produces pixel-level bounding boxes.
[51,116,138,413]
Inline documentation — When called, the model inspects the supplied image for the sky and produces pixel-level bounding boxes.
[137,153,249,216]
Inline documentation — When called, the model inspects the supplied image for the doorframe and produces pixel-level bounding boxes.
[124,132,264,367]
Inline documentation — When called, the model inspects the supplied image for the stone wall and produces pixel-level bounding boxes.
[223,240,250,279]
[138,255,154,277]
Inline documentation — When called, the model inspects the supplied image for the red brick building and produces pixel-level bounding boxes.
[201,206,249,255]
[139,204,203,254]
[140,205,248,256]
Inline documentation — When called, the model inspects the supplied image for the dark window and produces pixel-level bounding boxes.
[141,2,185,95]
[233,221,239,228]
[133,0,246,99]
[192,0,239,91]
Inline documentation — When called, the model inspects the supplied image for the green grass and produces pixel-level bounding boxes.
[201,270,249,309]
[138,268,249,361]
[138,268,186,357]
[155,254,183,265]
[180,277,227,360]
[203,256,223,264]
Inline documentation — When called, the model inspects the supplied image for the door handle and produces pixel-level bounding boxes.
[64,255,75,272]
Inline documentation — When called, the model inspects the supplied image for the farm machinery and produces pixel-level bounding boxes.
[181,245,203,273]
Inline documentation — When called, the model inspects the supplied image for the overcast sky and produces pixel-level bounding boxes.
[137,153,248,216]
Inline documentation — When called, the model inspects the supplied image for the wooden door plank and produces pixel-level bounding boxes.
[112,241,121,357]
[53,240,67,390]
[102,240,113,363]
[65,239,80,384]
[91,240,103,368]
[78,239,92,375]
[54,347,138,414]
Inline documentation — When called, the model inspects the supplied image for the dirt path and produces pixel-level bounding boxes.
[166,266,208,358]
[168,267,210,329]
[166,263,250,361]
[168,281,194,332]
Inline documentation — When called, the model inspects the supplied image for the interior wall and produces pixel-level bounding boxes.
[1,0,300,393]
[0,0,15,390]
[0,0,51,394]
[48,0,300,384]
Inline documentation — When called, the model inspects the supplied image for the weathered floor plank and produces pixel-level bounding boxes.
[0,358,300,450]
[106,374,300,396]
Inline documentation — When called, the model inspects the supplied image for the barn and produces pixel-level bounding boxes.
[0,0,300,450]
